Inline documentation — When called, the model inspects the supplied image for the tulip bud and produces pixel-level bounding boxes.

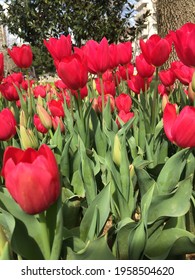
[112,134,121,166]
[19,109,27,127]
[37,95,43,106]
[129,164,135,178]
[28,129,39,149]
[162,94,169,111]
[20,126,38,149]
[37,105,52,129]
[0,226,7,257]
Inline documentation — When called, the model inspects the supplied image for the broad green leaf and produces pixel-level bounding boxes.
[80,185,111,242]
[79,138,97,204]
[67,235,115,260]
[148,176,193,224]
[157,148,189,193]
[146,228,195,259]
[60,136,72,177]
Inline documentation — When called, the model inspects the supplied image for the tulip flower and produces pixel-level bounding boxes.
[33,114,48,134]
[48,99,65,118]
[57,53,88,90]
[127,74,152,94]
[172,22,195,67]
[33,85,47,98]
[109,43,119,69]
[118,63,134,81]
[1,144,60,214]
[140,34,171,67]
[44,34,72,62]
[159,69,176,87]
[84,37,110,74]
[0,81,19,101]
[116,110,134,128]
[135,54,155,78]
[117,41,132,66]
[0,108,17,141]
[8,44,33,68]
[171,61,194,85]
[163,103,195,148]
[97,94,115,113]
[115,93,132,113]
[95,78,116,97]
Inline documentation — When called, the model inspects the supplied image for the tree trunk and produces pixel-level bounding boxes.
[156,0,195,68]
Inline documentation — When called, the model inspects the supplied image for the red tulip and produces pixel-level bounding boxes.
[135,53,155,78]
[33,114,48,134]
[163,103,195,147]
[51,116,65,133]
[117,41,132,66]
[57,53,88,90]
[71,85,88,99]
[48,99,65,117]
[118,63,134,81]
[84,37,110,74]
[159,69,176,87]
[109,43,119,69]
[33,85,47,98]
[116,110,134,128]
[171,61,194,85]
[1,144,60,214]
[0,82,19,101]
[95,78,116,97]
[127,74,152,94]
[7,44,33,68]
[172,23,195,67]
[44,34,72,62]
[140,34,171,67]
[115,93,132,113]
[0,108,16,141]
[97,94,115,113]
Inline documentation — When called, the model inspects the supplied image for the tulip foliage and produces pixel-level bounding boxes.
[0,23,195,260]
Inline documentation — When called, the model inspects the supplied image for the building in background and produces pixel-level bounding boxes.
[134,0,157,39]
[133,0,157,56]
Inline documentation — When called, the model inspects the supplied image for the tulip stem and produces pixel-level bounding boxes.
[151,67,159,132]
[39,212,51,260]
[99,73,105,129]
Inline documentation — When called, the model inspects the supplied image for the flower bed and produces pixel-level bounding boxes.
[0,23,195,260]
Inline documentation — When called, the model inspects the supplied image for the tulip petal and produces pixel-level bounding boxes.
[163,103,177,142]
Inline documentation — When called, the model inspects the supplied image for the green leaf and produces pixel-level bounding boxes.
[79,138,97,204]
[157,148,189,193]
[80,185,111,242]
[148,176,193,224]
[146,227,195,259]
[67,235,115,260]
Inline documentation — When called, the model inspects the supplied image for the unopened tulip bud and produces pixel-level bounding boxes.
[52,116,65,133]
[129,164,135,178]
[0,226,7,257]
[113,134,121,166]
[162,94,169,111]
[188,82,195,102]
[28,129,39,149]
[20,125,33,149]
[37,95,43,106]
[191,71,195,92]
[37,105,52,129]
[19,109,27,127]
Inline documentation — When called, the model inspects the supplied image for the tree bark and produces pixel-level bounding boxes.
[156,0,195,68]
